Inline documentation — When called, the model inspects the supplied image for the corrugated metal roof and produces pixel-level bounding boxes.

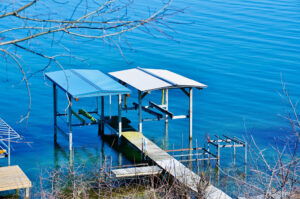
[45,69,130,98]
[109,67,207,92]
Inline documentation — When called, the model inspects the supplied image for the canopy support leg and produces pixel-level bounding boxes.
[8,129,10,166]
[53,83,57,143]
[138,91,142,133]
[118,94,122,138]
[68,95,72,151]
[99,96,104,136]
[164,89,168,148]
[189,88,193,140]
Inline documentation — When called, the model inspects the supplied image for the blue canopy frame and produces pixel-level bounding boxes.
[45,69,130,155]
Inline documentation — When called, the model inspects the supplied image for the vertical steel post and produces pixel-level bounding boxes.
[233,142,236,166]
[188,138,192,169]
[138,91,142,133]
[118,94,122,137]
[101,96,104,135]
[53,83,57,143]
[109,95,112,119]
[165,89,168,141]
[245,142,247,180]
[25,188,30,198]
[217,143,220,167]
[68,95,72,151]
[8,128,10,166]
[189,88,193,140]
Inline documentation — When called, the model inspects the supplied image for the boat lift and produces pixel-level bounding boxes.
[109,67,207,140]
[45,68,207,152]
[45,69,131,153]
[0,117,22,166]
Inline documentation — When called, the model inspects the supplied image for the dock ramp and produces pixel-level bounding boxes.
[122,131,231,199]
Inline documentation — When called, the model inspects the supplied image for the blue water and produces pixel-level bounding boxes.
[0,0,299,195]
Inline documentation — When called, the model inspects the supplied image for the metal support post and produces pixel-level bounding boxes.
[100,96,104,136]
[233,142,236,166]
[244,142,247,165]
[245,142,247,179]
[25,188,30,199]
[68,95,72,151]
[217,143,220,167]
[109,95,112,119]
[188,139,192,169]
[189,88,193,140]
[138,91,142,133]
[53,83,57,143]
[165,89,168,142]
[8,129,10,166]
[118,94,122,137]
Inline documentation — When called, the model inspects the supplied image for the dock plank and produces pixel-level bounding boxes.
[0,165,31,192]
[112,165,162,178]
[122,131,231,199]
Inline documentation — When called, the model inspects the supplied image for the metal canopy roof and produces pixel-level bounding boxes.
[45,69,131,98]
[109,67,207,92]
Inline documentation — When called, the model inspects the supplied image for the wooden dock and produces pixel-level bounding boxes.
[111,165,162,178]
[0,165,31,198]
[122,131,231,199]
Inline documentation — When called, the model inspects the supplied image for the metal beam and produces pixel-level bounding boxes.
[141,92,148,100]
[149,101,174,118]
[180,88,189,97]
[142,107,163,119]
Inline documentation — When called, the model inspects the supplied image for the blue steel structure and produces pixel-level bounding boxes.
[45,69,130,155]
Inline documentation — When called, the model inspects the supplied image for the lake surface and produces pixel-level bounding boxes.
[0,0,299,195]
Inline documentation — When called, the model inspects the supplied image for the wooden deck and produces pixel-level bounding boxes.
[0,165,31,197]
[122,131,231,199]
[111,165,162,178]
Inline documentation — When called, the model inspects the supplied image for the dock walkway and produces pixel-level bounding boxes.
[0,165,31,198]
[122,131,231,199]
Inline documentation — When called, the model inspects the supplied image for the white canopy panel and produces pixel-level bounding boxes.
[109,67,207,92]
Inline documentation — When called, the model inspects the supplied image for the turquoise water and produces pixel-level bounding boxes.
[0,0,299,195]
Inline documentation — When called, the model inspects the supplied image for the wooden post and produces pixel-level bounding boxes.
[138,91,142,133]
[118,94,122,137]
[53,83,57,143]
[68,95,72,151]
[189,88,193,140]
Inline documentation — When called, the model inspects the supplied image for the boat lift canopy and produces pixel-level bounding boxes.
[109,67,207,92]
[45,69,130,153]
[46,69,130,99]
[109,67,207,140]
